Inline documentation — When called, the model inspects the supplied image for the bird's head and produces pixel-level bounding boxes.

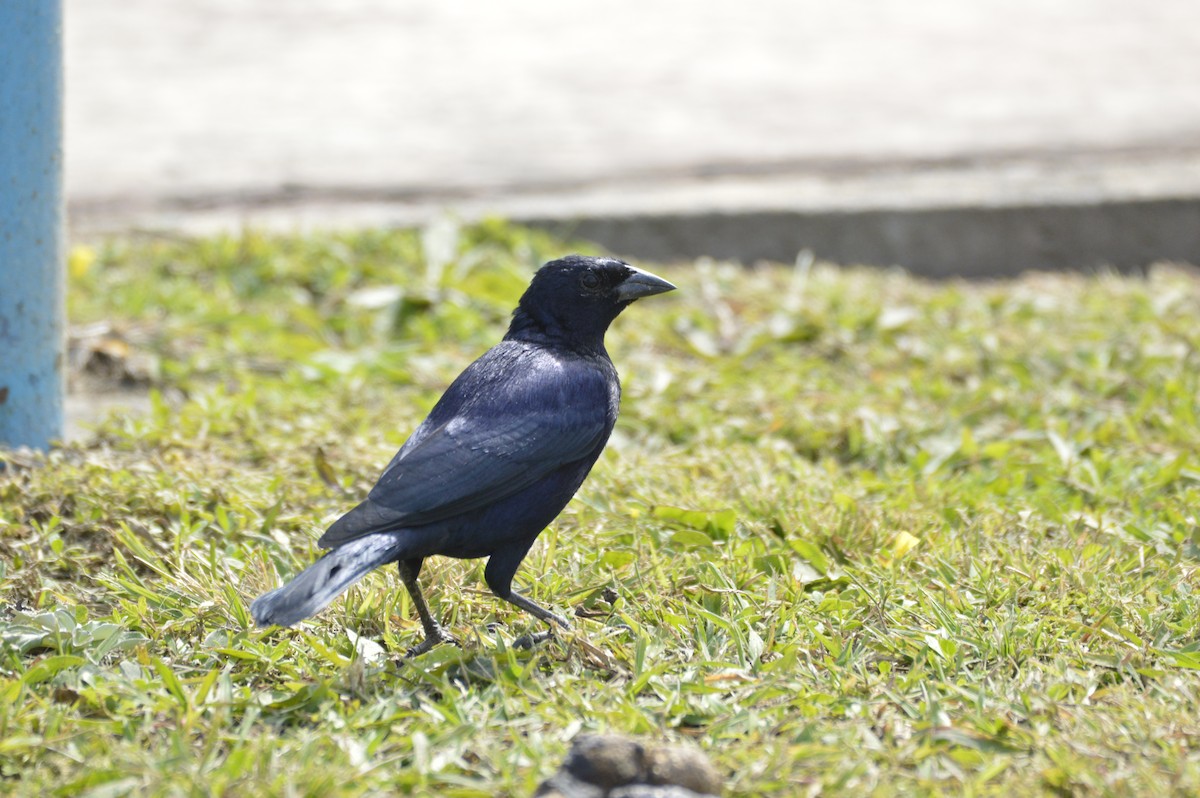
[507,255,676,349]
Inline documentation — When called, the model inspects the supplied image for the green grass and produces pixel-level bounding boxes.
[3,221,1200,796]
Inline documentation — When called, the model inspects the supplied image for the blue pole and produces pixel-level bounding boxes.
[0,0,65,451]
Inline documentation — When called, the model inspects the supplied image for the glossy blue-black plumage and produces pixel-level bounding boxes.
[317,339,618,551]
[250,255,674,648]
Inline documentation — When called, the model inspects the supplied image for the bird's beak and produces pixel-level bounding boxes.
[616,266,677,302]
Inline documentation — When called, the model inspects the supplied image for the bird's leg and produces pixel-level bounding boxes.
[505,590,570,629]
[507,591,570,649]
[484,545,570,648]
[397,558,456,657]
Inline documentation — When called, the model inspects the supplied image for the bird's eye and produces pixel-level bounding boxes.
[579,270,601,291]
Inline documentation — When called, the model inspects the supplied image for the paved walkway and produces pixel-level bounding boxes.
[66,0,1200,274]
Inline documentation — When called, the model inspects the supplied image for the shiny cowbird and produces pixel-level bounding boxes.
[251,255,675,654]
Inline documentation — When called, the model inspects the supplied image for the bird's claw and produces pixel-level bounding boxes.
[512,628,558,650]
[404,626,459,658]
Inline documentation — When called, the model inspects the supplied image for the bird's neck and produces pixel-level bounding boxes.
[505,306,609,357]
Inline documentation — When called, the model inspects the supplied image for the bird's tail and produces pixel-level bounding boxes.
[250,534,405,627]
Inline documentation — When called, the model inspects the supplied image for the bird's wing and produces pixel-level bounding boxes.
[317,386,609,547]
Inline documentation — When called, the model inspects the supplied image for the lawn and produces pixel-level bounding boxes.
[3,222,1200,796]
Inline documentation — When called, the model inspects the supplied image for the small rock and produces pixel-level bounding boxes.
[610,787,714,798]
[561,734,648,791]
[534,733,722,797]
[645,743,722,796]
[534,773,607,798]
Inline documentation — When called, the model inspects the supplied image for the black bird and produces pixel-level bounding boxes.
[251,255,675,654]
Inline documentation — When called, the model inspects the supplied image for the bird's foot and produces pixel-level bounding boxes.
[404,624,459,658]
[512,627,560,650]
